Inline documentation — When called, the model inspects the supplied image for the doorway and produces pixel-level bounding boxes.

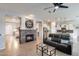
[36,21,43,39]
[5,16,20,50]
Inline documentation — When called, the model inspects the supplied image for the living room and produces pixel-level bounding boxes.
[0,3,79,56]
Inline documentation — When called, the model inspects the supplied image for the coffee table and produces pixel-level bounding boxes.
[36,43,56,56]
[36,43,47,56]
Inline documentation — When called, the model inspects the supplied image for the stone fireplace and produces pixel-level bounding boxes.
[19,18,37,43]
[19,29,36,43]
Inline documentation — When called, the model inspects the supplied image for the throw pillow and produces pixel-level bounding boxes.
[61,39,69,44]
[48,37,51,40]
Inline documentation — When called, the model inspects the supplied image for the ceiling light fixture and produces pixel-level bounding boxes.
[55,6,59,9]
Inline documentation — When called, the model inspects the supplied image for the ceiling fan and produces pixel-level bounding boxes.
[44,3,69,13]
[53,3,68,12]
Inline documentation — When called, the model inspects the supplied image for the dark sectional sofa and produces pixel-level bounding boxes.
[43,33,72,55]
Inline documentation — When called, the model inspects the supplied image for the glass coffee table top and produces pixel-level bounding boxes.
[36,43,56,56]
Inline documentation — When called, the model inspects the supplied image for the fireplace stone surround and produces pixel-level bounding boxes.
[19,29,37,43]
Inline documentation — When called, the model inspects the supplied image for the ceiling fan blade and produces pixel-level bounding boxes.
[44,6,53,10]
[59,3,63,4]
[59,5,68,8]
[53,3,63,6]
[53,9,56,12]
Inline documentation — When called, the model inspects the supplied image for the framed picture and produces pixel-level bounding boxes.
[25,20,33,28]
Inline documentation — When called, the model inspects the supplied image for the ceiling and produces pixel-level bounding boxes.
[0,3,79,26]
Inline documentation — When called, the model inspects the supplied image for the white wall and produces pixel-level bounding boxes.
[20,16,26,29]
[51,22,56,33]
[72,28,79,55]
[0,11,19,50]
[0,15,5,49]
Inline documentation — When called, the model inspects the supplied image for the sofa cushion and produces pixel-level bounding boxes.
[44,39,58,47]
[47,37,52,40]
[51,38,61,43]
[54,34,60,38]
[59,43,68,48]
[61,35,70,40]
[49,34,54,38]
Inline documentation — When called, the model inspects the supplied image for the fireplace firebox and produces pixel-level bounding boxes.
[25,34,34,42]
